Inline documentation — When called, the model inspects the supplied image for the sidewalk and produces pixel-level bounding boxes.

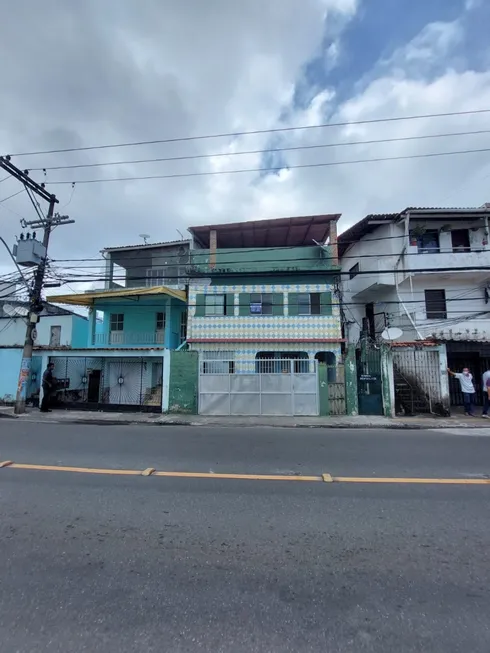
[1,405,489,429]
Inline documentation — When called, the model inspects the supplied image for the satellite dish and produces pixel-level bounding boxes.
[3,304,29,317]
[381,327,403,341]
[139,233,150,245]
[3,304,16,317]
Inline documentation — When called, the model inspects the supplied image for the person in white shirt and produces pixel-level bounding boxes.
[447,367,476,416]
[482,369,490,417]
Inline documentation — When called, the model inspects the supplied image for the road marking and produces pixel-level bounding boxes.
[153,471,322,481]
[9,463,141,476]
[2,462,490,485]
[333,476,490,485]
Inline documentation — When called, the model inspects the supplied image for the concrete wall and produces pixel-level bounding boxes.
[0,315,83,347]
[168,350,198,413]
[341,220,490,344]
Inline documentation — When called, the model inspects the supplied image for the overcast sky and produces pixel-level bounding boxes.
[1,0,490,289]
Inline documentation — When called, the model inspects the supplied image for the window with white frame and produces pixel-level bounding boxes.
[180,311,187,343]
[110,313,124,344]
[146,268,165,287]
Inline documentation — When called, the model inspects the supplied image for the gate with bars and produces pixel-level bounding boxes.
[199,358,319,416]
[392,346,446,415]
[49,356,164,412]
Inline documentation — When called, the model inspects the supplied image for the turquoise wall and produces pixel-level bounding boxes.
[71,315,90,348]
[191,246,336,274]
[0,350,42,404]
[94,297,186,349]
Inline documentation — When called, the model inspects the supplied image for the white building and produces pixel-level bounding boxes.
[339,205,490,414]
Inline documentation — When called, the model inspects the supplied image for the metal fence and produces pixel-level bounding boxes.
[199,358,318,416]
[49,356,164,412]
[393,347,445,415]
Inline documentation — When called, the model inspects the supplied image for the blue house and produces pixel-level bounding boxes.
[46,240,189,412]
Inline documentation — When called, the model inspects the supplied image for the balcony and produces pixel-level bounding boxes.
[92,331,165,347]
[190,246,337,276]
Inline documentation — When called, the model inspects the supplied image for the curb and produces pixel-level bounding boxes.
[5,417,489,430]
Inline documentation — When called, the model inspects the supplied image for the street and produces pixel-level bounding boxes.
[1,422,490,652]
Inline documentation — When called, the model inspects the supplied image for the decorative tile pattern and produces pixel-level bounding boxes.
[187,282,342,362]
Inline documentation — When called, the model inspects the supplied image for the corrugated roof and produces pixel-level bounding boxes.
[47,285,186,306]
[338,213,399,255]
[103,239,190,253]
[0,300,81,319]
[189,214,340,248]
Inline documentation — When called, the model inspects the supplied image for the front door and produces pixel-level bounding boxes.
[357,347,383,415]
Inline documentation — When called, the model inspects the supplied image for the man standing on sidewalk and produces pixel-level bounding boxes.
[447,367,476,416]
[482,368,490,418]
[40,362,55,413]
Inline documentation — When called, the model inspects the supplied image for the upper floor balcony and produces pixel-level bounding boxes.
[189,245,337,276]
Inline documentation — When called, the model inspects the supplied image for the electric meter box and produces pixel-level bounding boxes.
[13,239,47,267]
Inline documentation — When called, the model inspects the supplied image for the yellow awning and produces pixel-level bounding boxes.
[47,285,187,306]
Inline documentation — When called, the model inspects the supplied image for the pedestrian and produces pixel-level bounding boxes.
[447,367,476,416]
[40,362,55,412]
[482,368,490,418]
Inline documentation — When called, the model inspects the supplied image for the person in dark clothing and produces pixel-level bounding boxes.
[40,363,55,412]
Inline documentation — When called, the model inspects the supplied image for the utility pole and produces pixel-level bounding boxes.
[0,155,74,414]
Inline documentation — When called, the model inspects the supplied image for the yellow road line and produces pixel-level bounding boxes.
[1,462,490,484]
[153,471,322,481]
[9,463,141,475]
[333,476,490,485]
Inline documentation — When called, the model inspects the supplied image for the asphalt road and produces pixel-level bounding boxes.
[1,422,490,652]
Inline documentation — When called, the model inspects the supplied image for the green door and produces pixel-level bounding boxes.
[357,347,383,415]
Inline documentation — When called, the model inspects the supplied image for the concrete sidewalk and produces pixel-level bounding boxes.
[1,405,489,429]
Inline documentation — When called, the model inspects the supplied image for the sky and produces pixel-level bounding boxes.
[1,0,490,291]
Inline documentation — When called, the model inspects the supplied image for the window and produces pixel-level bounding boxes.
[146,268,165,287]
[425,289,447,319]
[155,312,165,344]
[349,263,360,279]
[180,311,187,343]
[205,294,225,316]
[250,293,273,315]
[110,314,124,331]
[297,292,321,315]
[156,312,165,331]
[195,293,234,317]
[417,231,440,254]
[289,292,331,316]
[49,325,61,347]
[451,229,470,252]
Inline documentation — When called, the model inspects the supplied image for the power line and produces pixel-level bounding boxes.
[45,146,490,185]
[26,129,490,173]
[0,189,25,203]
[9,107,490,157]
[48,264,490,281]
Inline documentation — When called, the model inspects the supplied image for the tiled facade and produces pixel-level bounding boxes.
[188,282,343,369]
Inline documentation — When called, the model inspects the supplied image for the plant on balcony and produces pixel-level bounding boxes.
[409,224,425,246]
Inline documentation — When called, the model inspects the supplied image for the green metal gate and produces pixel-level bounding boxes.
[357,346,383,415]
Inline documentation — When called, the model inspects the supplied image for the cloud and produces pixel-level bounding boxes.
[1,0,490,296]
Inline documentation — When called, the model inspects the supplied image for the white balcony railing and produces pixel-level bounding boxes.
[92,331,165,346]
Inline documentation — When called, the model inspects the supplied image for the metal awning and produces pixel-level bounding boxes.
[47,285,186,306]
